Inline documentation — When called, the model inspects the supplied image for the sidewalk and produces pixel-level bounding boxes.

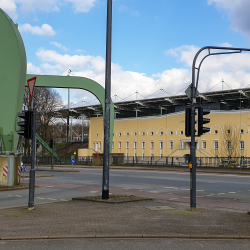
[0,196,250,239]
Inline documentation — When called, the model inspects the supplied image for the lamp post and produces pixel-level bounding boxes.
[102,0,112,200]
[189,46,250,210]
[67,68,71,148]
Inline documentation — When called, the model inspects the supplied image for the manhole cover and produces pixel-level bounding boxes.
[143,206,175,211]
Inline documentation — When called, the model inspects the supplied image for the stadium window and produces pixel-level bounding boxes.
[134,132,137,136]
[170,141,173,149]
[119,133,121,137]
[170,131,173,135]
[240,129,244,134]
[142,142,145,149]
[99,142,101,149]
[134,142,137,149]
[112,142,114,149]
[151,132,154,136]
[126,142,129,149]
[151,142,154,149]
[160,154,163,159]
[214,141,218,150]
[127,133,129,136]
[142,132,145,136]
[180,141,183,149]
[142,154,145,160]
[93,143,95,150]
[214,130,218,134]
[180,131,183,135]
[240,141,244,149]
[227,141,231,149]
[96,134,98,137]
[119,142,121,149]
[160,131,163,136]
[160,141,163,149]
[227,130,231,134]
[202,141,206,149]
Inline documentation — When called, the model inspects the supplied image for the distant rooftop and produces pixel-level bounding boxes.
[55,87,250,119]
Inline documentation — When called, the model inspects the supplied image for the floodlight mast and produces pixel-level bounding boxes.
[190,46,250,210]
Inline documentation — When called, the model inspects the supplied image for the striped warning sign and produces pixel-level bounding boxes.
[3,166,8,177]
[18,166,21,176]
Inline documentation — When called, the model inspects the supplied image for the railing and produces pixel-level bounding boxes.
[112,156,250,168]
[22,156,92,165]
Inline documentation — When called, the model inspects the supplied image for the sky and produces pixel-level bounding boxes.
[1,0,250,108]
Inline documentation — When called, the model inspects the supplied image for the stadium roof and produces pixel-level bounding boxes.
[55,87,250,119]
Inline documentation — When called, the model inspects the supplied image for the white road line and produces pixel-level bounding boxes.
[228,192,236,194]
[182,197,189,199]
[46,186,54,188]
[90,191,98,193]
[60,199,68,201]
[37,197,45,200]
[169,198,178,200]
[197,190,205,192]
[206,194,214,196]
[218,193,226,195]
[123,188,132,190]
[180,189,189,191]
[164,187,179,189]
[15,195,23,197]
[149,191,159,193]
[47,198,57,201]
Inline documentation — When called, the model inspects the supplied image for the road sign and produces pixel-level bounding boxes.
[27,77,37,101]
[71,159,75,164]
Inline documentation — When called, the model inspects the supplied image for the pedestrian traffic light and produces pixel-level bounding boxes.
[17,110,33,139]
[197,107,210,136]
[185,108,191,137]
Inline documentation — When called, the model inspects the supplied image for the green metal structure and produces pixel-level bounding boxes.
[26,74,114,151]
[0,8,114,153]
[0,9,27,153]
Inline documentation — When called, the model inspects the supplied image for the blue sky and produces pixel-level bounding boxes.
[1,0,250,107]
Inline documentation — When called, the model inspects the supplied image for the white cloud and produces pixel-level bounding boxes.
[208,0,250,37]
[27,46,250,104]
[0,0,97,20]
[65,0,97,13]
[19,23,56,36]
[0,0,18,19]
[51,42,68,51]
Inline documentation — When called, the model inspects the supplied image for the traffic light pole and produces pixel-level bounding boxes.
[189,46,250,210]
[28,102,36,210]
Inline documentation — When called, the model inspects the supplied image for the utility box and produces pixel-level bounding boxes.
[0,156,21,186]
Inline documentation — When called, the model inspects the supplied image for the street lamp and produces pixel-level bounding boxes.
[189,46,250,210]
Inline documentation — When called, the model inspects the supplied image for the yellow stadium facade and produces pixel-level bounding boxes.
[89,109,250,159]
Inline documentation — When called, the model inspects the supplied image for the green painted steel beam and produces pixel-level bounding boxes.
[0,9,27,153]
[26,74,114,152]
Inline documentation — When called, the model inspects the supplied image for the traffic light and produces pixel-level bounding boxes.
[185,108,191,137]
[49,139,54,148]
[197,107,210,136]
[17,110,33,139]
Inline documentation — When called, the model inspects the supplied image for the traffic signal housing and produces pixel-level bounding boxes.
[185,108,191,137]
[17,110,33,139]
[197,107,210,136]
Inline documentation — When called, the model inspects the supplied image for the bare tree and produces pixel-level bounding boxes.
[23,87,63,156]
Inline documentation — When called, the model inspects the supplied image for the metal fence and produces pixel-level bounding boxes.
[22,156,92,165]
[112,156,250,168]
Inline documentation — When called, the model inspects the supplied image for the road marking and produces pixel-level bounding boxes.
[15,195,22,197]
[149,191,159,193]
[46,186,54,188]
[123,188,132,190]
[206,194,214,196]
[218,193,226,195]
[90,191,98,193]
[37,197,45,200]
[60,199,68,201]
[182,197,189,199]
[47,198,57,201]
[197,190,205,192]
[228,192,236,194]
[169,198,178,200]
[164,187,178,189]
[180,189,189,191]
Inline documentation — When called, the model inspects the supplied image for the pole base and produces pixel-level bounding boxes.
[102,189,109,200]
[28,206,34,211]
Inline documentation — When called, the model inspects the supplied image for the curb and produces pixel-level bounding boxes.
[1,235,250,240]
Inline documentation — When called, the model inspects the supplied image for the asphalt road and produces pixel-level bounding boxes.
[0,167,249,211]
